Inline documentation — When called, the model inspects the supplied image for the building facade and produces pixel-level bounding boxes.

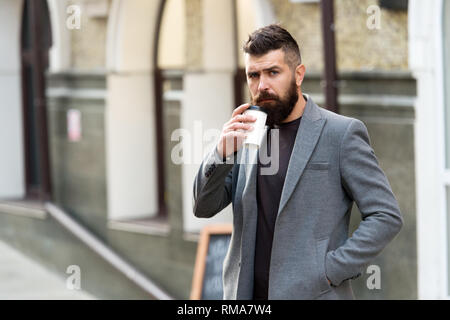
[0,0,445,299]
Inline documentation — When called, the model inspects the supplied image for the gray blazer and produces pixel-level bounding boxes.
[193,96,403,300]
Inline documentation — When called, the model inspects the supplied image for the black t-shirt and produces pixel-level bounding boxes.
[253,116,302,300]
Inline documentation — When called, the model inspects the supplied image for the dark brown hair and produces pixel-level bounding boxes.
[243,24,302,69]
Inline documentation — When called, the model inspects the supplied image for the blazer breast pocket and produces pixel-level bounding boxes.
[305,162,329,171]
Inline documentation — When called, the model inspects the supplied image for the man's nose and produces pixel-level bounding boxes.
[257,76,270,92]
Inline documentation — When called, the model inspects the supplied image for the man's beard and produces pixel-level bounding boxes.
[251,79,299,128]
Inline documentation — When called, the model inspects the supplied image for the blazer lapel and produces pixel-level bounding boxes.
[277,97,326,217]
[240,143,258,242]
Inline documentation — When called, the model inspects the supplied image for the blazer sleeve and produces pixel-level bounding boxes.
[192,147,235,218]
[325,119,404,287]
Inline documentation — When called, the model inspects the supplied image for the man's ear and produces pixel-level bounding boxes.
[295,64,306,87]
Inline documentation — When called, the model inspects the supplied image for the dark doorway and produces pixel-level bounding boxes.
[20,0,53,201]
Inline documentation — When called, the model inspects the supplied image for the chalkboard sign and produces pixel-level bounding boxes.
[190,224,232,300]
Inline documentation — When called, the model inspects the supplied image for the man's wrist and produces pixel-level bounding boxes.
[215,146,235,163]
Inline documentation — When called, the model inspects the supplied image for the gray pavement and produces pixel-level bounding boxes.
[0,240,95,299]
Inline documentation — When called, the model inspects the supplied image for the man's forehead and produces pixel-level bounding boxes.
[245,49,287,71]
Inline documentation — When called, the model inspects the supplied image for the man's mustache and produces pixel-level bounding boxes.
[255,92,280,104]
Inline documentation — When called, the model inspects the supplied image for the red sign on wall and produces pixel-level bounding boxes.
[67,109,82,142]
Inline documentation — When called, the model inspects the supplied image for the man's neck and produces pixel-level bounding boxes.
[282,92,306,123]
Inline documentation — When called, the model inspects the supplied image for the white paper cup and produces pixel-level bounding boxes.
[242,106,268,148]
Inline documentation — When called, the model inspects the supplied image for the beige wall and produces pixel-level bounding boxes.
[69,0,108,70]
[66,0,408,73]
[185,0,203,70]
[270,0,323,71]
[270,0,408,72]
[69,0,188,70]
[237,0,257,68]
[336,0,408,71]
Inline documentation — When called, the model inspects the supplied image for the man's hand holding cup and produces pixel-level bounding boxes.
[216,104,256,161]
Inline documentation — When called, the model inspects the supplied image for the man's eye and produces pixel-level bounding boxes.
[270,71,279,75]
[249,73,258,78]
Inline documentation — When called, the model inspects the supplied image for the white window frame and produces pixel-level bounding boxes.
[440,0,450,300]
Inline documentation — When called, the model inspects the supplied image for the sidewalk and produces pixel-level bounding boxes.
[0,240,95,299]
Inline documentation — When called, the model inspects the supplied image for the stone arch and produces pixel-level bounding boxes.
[106,0,162,73]
[47,0,71,71]
[105,0,164,220]
[103,0,276,226]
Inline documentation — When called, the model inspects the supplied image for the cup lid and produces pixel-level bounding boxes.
[247,105,268,114]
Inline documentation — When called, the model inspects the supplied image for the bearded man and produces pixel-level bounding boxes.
[193,24,403,300]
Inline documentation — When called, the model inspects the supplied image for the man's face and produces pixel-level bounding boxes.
[245,49,299,127]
